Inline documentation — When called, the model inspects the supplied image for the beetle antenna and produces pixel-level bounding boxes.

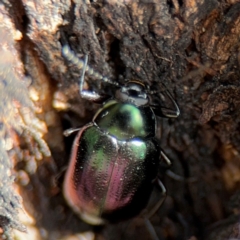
[146,82,172,95]
[62,45,119,87]
[146,89,158,94]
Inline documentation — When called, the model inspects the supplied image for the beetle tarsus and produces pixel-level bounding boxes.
[144,218,160,240]
[160,150,172,166]
[144,178,166,220]
[63,127,82,137]
[151,86,180,118]
[163,88,180,118]
[166,170,197,183]
[160,151,196,182]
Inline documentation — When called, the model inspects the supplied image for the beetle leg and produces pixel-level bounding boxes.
[79,55,108,102]
[63,127,82,137]
[160,150,172,166]
[152,105,180,119]
[144,178,166,219]
[62,45,115,103]
[55,166,68,183]
[141,179,166,240]
[144,218,160,240]
[161,150,197,183]
[159,87,180,118]
[166,170,197,183]
[158,106,180,118]
[151,87,180,118]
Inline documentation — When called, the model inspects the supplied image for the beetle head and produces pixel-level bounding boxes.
[115,80,149,106]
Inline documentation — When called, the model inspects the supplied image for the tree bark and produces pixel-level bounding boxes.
[1,0,240,239]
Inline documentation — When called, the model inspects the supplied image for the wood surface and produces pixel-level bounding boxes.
[0,0,240,239]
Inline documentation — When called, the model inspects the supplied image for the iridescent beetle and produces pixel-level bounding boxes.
[62,45,180,227]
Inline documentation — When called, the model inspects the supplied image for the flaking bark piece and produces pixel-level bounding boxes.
[0,2,50,239]
[0,5,31,239]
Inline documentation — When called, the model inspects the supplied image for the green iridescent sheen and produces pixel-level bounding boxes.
[93,100,155,140]
[82,126,114,169]
[128,140,147,161]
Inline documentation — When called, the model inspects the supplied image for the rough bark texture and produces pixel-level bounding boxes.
[0,0,240,240]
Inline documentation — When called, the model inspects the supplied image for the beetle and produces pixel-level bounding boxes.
[62,45,180,227]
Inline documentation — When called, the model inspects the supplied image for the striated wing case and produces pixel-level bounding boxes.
[63,123,160,224]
